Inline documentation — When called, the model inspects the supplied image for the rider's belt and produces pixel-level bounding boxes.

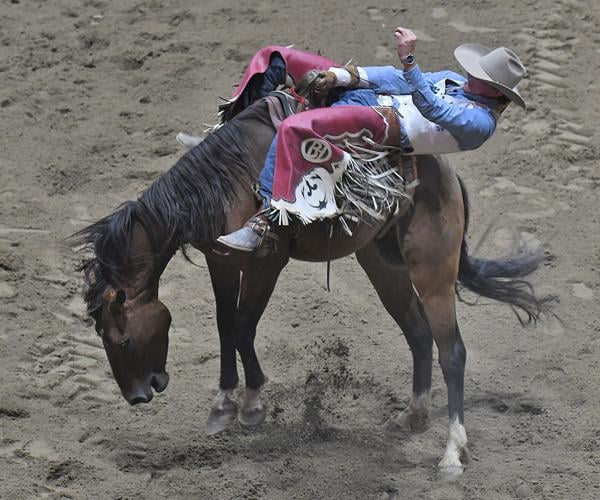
[377,78,464,155]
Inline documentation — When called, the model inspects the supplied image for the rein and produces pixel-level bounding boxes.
[326,220,333,292]
[287,86,307,107]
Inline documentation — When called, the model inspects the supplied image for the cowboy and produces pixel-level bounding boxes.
[216,27,527,253]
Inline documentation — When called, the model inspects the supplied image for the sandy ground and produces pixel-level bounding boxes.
[1,0,600,498]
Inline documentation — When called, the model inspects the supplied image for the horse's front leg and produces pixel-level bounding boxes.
[234,254,289,427]
[205,258,242,435]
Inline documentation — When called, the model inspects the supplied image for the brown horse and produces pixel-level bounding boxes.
[76,99,546,476]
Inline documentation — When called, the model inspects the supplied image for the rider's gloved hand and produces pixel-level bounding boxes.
[313,70,339,96]
[313,65,361,96]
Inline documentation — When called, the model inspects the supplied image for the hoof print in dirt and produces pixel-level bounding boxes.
[0,407,30,419]
[384,410,430,435]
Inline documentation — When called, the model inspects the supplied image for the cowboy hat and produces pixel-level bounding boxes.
[454,43,527,109]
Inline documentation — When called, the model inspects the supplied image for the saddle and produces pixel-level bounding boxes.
[263,69,323,128]
[263,71,419,228]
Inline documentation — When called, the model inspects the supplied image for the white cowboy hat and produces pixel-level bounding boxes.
[454,43,527,109]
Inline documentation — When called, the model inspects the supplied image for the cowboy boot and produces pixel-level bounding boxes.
[216,210,278,254]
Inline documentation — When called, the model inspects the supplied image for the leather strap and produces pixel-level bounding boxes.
[246,215,279,242]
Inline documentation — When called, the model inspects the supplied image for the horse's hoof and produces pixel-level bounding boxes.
[206,404,238,436]
[238,405,266,429]
[437,464,464,481]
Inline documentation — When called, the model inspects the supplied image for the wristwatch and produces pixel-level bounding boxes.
[401,54,415,66]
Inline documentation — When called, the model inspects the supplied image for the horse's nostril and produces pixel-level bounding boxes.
[128,392,153,405]
[151,372,170,392]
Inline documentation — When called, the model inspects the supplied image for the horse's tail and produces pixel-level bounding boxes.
[456,176,549,324]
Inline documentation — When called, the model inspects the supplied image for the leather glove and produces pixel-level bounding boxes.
[313,70,338,96]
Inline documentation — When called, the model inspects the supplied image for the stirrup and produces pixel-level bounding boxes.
[247,213,279,254]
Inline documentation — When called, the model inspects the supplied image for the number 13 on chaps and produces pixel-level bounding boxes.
[76,27,548,477]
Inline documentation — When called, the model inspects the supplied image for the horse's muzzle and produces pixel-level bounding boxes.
[124,372,169,405]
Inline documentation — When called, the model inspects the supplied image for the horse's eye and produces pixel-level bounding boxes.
[95,326,104,337]
[119,338,130,349]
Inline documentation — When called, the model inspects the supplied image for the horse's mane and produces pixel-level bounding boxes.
[75,104,272,319]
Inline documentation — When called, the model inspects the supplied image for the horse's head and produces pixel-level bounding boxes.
[96,284,171,405]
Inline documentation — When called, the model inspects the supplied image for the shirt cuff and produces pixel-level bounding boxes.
[402,64,428,93]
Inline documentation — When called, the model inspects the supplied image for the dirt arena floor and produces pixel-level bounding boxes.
[1,0,599,498]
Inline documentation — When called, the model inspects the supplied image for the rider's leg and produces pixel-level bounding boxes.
[178,55,287,149]
[257,134,278,207]
[235,54,287,112]
[216,135,279,253]
[217,105,394,253]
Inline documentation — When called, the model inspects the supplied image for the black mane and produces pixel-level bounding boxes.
[75,104,271,319]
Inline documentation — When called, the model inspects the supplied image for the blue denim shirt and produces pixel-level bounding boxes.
[334,64,501,151]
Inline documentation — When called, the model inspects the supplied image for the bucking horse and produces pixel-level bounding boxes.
[75,92,547,477]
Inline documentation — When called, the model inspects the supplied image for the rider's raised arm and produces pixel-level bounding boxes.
[404,64,497,150]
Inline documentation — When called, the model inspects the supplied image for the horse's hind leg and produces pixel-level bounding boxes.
[414,277,468,477]
[417,283,468,477]
[403,170,469,477]
[356,239,433,431]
